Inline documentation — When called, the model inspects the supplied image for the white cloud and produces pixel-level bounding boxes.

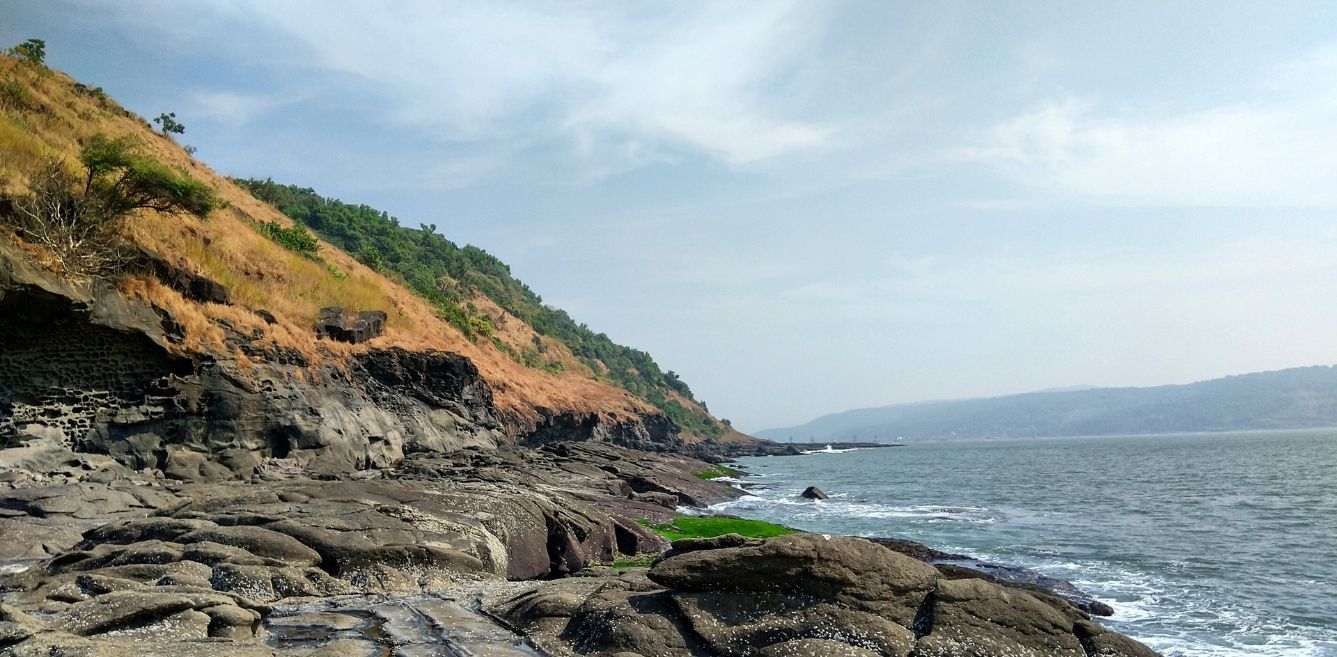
[968,48,1337,207]
[222,1,831,171]
[184,90,295,127]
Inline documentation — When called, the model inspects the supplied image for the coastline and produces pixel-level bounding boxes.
[0,439,1160,657]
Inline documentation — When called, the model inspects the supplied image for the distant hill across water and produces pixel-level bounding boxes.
[758,366,1337,442]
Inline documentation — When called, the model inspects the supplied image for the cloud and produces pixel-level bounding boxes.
[221,1,832,171]
[184,90,296,127]
[967,48,1337,207]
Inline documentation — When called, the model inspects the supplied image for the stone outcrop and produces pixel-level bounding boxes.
[0,438,1159,657]
[1,239,693,482]
[494,533,1161,657]
[0,443,740,655]
[315,307,385,344]
[134,246,231,305]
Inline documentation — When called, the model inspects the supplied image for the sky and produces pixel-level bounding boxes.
[5,1,1337,432]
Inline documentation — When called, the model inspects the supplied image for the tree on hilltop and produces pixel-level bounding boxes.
[8,38,45,66]
[154,112,185,135]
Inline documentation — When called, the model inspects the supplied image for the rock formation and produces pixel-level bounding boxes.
[496,533,1160,657]
[0,238,683,480]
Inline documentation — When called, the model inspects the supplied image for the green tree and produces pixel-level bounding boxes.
[9,39,45,66]
[3,135,218,277]
[80,135,217,217]
[153,112,185,135]
[356,245,384,271]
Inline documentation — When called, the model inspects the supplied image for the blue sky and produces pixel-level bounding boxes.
[6,1,1337,431]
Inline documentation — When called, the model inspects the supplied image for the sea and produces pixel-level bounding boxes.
[712,430,1337,657]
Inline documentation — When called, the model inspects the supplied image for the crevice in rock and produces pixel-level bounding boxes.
[1073,620,1100,657]
[911,586,937,639]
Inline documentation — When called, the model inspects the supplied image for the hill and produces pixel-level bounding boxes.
[229,178,722,440]
[758,366,1337,441]
[0,47,742,474]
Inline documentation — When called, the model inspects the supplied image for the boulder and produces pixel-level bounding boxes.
[178,525,323,567]
[0,604,38,647]
[316,307,386,344]
[201,603,262,638]
[1074,620,1163,657]
[910,578,1087,657]
[632,491,678,509]
[672,591,915,657]
[136,246,232,305]
[79,517,218,547]
[52,590,195,636]
[0,483,145,519]
[0,516,86,560]
[800,486,828,500]
[662,533,759,558]
[649,533,939,626]
[560,589,696,656]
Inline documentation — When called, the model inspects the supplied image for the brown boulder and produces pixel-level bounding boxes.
[648,533,939,626]
[911,578,1086,657]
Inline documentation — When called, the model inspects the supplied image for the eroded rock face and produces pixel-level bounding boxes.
[0,242,192,452]
[135,246,232,305]
[494,534,1162,657]
[0,238,686,481]
[0,445,745,655]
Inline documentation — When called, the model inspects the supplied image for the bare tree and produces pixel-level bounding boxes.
[8,158,129,278]
[1,135,217,279]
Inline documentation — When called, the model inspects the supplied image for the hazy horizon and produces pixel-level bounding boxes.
[7,1,1337,432]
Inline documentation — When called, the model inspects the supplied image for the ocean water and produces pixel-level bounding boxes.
[714,430,1337,657]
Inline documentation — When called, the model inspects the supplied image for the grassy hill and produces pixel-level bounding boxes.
[0,45,727,442]
[232,178,722,440]
[759,366,1337,442]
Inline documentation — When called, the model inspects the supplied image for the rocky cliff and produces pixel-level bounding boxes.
[0,236,685,479]
[0,51,738,481]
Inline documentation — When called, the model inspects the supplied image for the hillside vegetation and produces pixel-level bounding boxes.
[759,366,1337,442]
[0,45,726,441]
[233,179,721,440]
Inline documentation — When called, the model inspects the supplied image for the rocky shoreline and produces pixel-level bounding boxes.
[0,438,1159,657]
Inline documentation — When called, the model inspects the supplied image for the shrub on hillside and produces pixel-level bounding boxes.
[257,220,320,259]
[8,39,45,66]
[231,177,725,438]
[1,135,218,277]
[1,77,35,112]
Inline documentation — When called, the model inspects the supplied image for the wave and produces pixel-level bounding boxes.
[710,492,994,524]
[799,445,859,455]
[709,487,1337,657]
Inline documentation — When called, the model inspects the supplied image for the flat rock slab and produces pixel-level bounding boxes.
[266,595,541,657]
[373,596,541,657]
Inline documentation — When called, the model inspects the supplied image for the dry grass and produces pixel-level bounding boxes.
[0,53,680,426]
